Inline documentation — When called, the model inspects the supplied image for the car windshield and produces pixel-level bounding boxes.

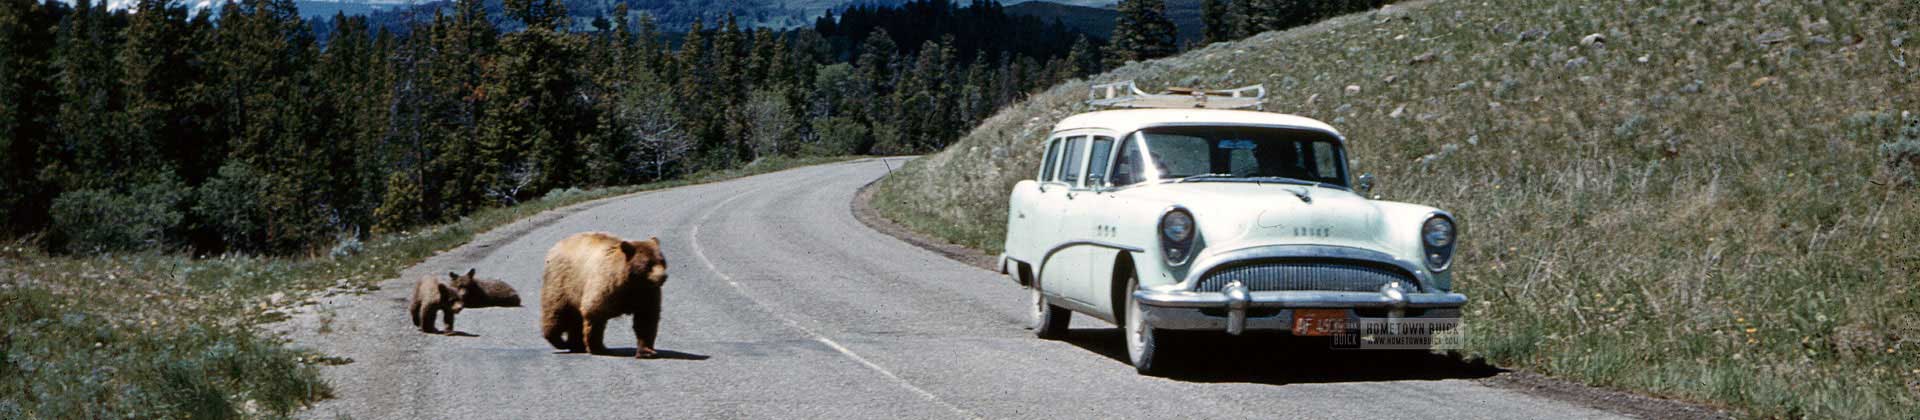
[1136,126,1347,187]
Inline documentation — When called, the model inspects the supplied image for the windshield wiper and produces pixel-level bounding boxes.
[1172,173,1236,182]
[1240,176,1319,186]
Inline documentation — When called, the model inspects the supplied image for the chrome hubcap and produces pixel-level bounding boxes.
[1126,292,1144,355]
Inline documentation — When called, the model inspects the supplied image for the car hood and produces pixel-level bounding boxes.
[1135,182,1390,252]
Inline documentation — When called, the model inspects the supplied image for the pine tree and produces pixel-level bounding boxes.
[854,28,896,123]
[119,0,191,175]
[50,0,126,190]
[1056,34,1094,82]
[0,0,60,233]
[633,13,661,74]
[959,52,992,127]
[1226,0,1253,38]
[316,14,385,229]
[479,10,591,201]
[1201,0,1230,44]
[504,0,568,31]
[1106,0,1178,68]
[712,14,747,166]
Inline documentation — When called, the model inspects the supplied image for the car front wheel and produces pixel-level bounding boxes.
[1030,279,1069,339]
[1124,273,1163,375]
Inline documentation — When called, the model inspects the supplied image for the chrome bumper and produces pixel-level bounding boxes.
[1134,282,1466,335]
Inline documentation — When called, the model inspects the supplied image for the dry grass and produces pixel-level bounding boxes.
[873,1,1920,417]
[0,155,855,419]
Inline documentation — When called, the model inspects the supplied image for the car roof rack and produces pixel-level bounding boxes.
[1087,80,1266,110]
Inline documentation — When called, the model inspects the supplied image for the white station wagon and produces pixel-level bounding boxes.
[1001,82,1466,374]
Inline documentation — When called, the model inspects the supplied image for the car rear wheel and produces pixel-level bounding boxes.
[1124,273,1163,375]
[1030,279,1069,339]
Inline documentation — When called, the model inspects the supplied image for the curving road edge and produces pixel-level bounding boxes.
[276,158,1702,419]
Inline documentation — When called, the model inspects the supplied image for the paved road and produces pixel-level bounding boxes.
[289,158,1624,419]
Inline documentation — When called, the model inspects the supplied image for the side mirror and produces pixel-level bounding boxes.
[1356,173,1376,196]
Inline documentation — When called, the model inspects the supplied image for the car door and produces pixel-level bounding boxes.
[1075,135,1124,316]
[1056,135,1116,308]
[1037,136,1085,302]
[1009,137,1065,265]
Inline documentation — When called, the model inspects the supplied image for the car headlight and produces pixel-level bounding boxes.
[1422,215,1456,270]
[1161,211,1193,242]
[1160,209,1195,265]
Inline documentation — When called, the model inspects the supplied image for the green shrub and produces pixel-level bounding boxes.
[1883,113,1920,186]
[193,162,272,251]
[48,176,187,253]
[372,171,428,234]
[808,116,872,156]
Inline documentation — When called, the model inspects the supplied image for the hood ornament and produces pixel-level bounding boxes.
[1288,187,1312,204]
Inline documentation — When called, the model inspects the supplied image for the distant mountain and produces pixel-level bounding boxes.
[297,0,399,20]
[299,0,895,31]
[1004,1,1115,38]
[305,0,1201,38]
[1003,0,1200,43]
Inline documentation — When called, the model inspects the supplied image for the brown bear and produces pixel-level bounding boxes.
[539,232,669,358]
[408,272,472,334]
[454,270,522,308]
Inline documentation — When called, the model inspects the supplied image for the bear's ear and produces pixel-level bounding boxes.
[448,272,460,280]
[649,236,660,245]
[465,268,476,278]
[619,241,637,258]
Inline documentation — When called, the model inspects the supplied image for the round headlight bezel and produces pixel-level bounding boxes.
[1159,208,1196,265]
[1422,214,1457,271]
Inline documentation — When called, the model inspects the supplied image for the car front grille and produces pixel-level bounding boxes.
[1194,260,1416,292]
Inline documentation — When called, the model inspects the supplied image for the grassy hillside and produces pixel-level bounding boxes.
[873,1,1920,417]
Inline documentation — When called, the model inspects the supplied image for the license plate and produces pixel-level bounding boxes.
[1291,309,1350,336]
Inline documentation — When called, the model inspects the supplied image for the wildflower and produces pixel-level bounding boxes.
[1745,328,1757,334]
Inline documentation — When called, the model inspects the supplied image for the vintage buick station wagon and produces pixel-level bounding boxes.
[1000,82,1466,374]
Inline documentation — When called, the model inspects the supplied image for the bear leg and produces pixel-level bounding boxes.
[583,316,610,354]
[542,306,584,352]
[633,287,662,359]
[418,306,440,334]
[440,309,456,335]
[408,300,421,327]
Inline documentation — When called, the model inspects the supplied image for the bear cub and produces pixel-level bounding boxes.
[408,270,473,334]
[457,272,522,308]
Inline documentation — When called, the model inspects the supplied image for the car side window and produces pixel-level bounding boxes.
[1039,138,1061,182]
[1111,135,1145,187]
[1086,136,1114,187]
[1312,141,1341,179]
[1061,136,1086,186]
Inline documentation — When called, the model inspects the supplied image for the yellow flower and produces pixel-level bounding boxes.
[1744,328,1757,334]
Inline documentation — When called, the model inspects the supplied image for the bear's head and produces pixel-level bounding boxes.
[445,269,477,312]
[619,237,669,287]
